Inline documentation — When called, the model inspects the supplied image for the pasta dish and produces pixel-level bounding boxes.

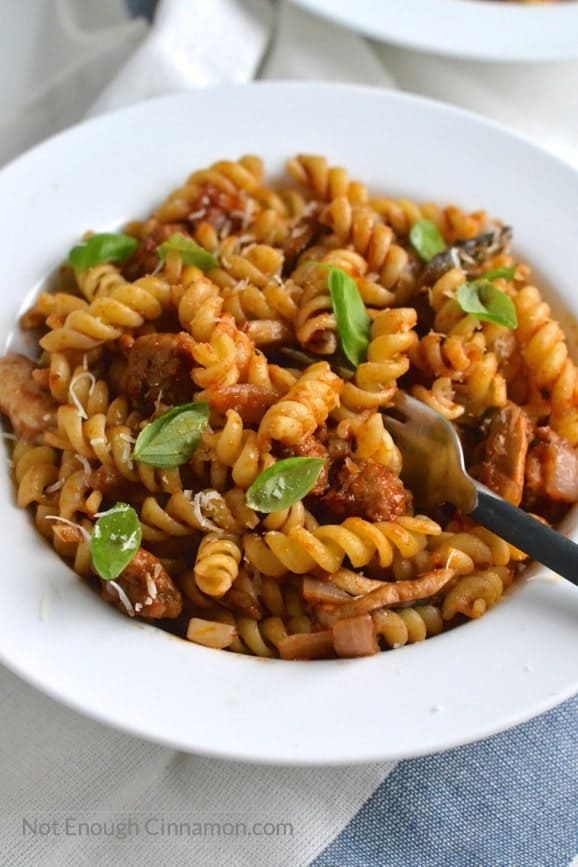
[1,154,577,659]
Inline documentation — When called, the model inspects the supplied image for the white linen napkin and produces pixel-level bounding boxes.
[1,2,578,865]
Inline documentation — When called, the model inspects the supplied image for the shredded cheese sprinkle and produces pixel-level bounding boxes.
[45,478,65,494]
[44,515,91,542]
[302,200,318,217]
[119,432,136,444]
[120,440,134,470]
[107,580,135,617]
[75,454,92,476]
[121,530,138,552]
[68,371,96,420]
[192,490,224,532]
[145,572,158,600]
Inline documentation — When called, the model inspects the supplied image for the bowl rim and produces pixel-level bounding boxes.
[289,0,578,63]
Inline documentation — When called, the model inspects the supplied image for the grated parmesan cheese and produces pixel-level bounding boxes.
[302,200,319,217]
[93,504,131,518]
[121,530,138,552]
[188,209,206,221]
[219,219,232,239]
[44,515,91,542]
[68,371,96,420]
[154,389,164,412]
[236,235,255,248]
[107,580,135,617]
[75,454,92,476]
[289,224,307,240]
[120,440,134,470]
[119,432,136,444]
[145,572,158,600]
[192,490,225,532]
[45,478,65,494]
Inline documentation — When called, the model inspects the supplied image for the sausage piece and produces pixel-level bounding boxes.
[323,458,407,522]
[206,385,280,425]
[121,332,197,412]
[0,353,56,440]
[101,548,183,619]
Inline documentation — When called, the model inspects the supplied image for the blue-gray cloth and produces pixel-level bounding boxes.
[313,695,578,867]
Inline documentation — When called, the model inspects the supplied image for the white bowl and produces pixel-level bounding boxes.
[290,0,578,62]
[1,83,577,765]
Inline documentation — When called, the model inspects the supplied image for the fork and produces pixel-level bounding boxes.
[382,392,578,583]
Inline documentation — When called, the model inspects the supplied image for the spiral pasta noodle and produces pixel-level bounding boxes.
[258,361,342,445]
[40,275,171,352]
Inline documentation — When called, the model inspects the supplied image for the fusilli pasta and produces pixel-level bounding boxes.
[2,152,576,659]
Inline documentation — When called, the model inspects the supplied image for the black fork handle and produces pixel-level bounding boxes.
[470,487,578,584]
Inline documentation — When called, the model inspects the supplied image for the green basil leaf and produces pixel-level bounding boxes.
[481,266,516,281]
[409,219,446,262]
[68,233,137,273]
[324,266,370,367]
[157,234,218,271]
[132,402,209,468]
[455,280,518,329]
[90,503,141,581]
[246,457,326,513]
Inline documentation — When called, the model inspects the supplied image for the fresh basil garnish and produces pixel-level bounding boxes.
[157,234,218,271]
[245,458,326,513]
[90,503,141,581]
[132,403,209,468]
[68,233,137,273]
[316,265,370,367]
[409,219,446,262]
[481,266,516,281]
[455,281,517,329]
